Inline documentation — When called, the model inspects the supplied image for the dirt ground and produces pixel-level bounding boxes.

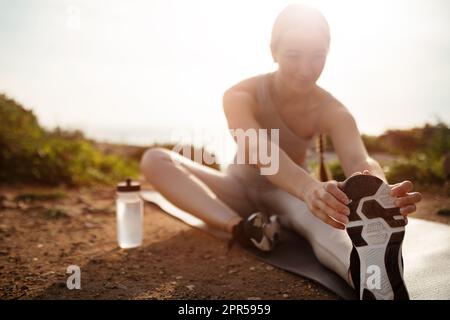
[0,183,449,300]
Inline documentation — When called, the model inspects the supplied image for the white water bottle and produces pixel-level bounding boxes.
[116,178,143,249]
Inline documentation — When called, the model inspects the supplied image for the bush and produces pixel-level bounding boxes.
[327,160,346,182]
[384,121,449,187]
[385,153,444,186]
[323,121,449,187]
[325,154,445,187]
[361,134,391,154]
[0,94,138,186]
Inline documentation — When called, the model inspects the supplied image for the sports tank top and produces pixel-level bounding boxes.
[227,72,334,179]
[254,72,334,164]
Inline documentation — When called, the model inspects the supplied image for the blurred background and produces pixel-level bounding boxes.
[1,0,450,300]
[0,0,449,187]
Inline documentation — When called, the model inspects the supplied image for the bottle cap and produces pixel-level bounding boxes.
[116,178,141,192]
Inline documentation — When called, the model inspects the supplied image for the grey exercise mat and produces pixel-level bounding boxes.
[141,190,450,300]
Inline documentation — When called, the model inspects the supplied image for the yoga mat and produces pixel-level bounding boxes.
[141,190,450,300]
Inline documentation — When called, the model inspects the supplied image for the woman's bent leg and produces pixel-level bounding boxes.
[140,147,257,233]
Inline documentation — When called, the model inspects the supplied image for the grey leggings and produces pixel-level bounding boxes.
[140,147,353,284]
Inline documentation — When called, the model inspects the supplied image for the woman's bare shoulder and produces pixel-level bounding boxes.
[224,75,261,97]
[223,75,262,114]
[316,86,354,133]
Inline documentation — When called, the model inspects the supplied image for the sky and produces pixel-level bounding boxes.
[0,0,449,162]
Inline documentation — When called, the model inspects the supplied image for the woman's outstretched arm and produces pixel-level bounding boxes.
[223,88,350,229]
[324,102,422,220]
[324,103,386,181]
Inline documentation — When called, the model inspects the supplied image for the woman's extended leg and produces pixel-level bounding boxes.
[256,186,354,286]
[140,147,258,233]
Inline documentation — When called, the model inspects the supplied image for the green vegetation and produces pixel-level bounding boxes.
[327,160,346,182]
[0,94,138,186]
[380,122,449,186]
[323,121,449,187]
[0,94,219,187]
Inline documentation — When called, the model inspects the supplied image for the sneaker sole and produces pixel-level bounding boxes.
[341,175,409,300]
[247,212,280,252]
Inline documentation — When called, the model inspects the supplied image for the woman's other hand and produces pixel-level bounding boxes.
[389,179,422,225]
[356,170,422,225]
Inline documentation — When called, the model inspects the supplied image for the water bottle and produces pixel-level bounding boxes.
[116,178,143,249]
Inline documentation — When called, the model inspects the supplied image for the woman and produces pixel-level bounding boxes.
[140,4,422,299]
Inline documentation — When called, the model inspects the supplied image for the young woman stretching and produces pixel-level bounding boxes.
[140,4,422,299]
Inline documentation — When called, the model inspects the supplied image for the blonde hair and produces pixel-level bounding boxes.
[270,4,331,54]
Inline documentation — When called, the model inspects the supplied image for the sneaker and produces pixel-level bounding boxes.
[228,212,281,252]
[341,174,409,300]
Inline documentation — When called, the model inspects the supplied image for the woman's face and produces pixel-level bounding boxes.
[273,27,329,95]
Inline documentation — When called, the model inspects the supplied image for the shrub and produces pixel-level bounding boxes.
[327,160,346,182]
[385,154,444,186]
[0,94,138,186]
